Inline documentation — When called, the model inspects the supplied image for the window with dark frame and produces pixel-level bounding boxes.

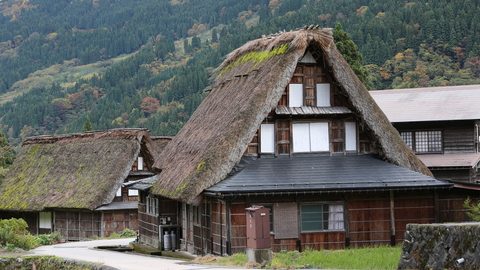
[262,204,274,233]
[400,130,442,153]
[300,203,344,232]
[146,196,158,216]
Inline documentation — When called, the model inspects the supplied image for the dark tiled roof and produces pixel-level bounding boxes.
[95,201,138,211]
[206,155,451,194]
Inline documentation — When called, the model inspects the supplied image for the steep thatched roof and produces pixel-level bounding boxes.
[151,28,431,204]
[0,128,155,211]
[151,136,172,157]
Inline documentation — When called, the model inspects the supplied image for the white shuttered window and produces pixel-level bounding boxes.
[260,124,275,153]
[293,122,329,153]
[292,123,310,152]
[345,122,357,151]
[137,156,144,170]
[288,84,303,107]
[39,212,52,229]
[316,83,331,107]
[128,189,139,196]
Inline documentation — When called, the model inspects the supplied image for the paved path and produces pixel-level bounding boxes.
[32,238,238,270]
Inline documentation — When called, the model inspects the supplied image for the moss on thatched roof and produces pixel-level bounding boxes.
[151,28,431,204]
[0,128,156,211]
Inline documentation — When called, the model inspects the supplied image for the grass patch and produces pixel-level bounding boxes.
[107,228,137,239]
[0,256,103,270]
[271,246,401,269]
[200,246,401,269]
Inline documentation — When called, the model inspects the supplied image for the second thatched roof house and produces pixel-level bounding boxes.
[132,28,452,255]
[0,128,170,240]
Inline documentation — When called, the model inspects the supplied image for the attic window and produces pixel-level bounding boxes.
[138,157,144,171]
[260,124,275,154]
[299,51,317,64]
[288,84,303,107]
[316,84,331,107]
[345,122,357,151]
[292,122,329,153]
[116,187,122,197]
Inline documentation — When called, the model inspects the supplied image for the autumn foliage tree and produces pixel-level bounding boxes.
[140,97,161,116]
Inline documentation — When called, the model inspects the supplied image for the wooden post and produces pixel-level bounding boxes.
[389,191,396,246]
[434,190,440,223]
[226,200,232,255]
[343,196,350,248]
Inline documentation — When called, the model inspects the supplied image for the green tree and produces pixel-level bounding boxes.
[333,23,371,88]
[0,130,15,179]
[83,117,93,132]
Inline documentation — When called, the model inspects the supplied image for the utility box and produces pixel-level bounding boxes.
[246,205,272,265]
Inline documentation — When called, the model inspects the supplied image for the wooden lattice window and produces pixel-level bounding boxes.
[400,130,443,153]
[415,131,442,153]
[331,120,345,153]
[304,65,316,106]
[146,196,159,216]
[277,120,290,155]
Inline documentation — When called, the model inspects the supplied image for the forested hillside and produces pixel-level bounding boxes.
[1,0,479,144]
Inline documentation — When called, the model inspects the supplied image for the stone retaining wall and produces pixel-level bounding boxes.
[398,223,480,270]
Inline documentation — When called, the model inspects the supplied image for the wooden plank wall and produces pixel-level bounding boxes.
[444,127,475,153]
[54,211,101,241]
[230,202,247,253]
[432,169,472,182]
[211,200,227,255]
[138,200,159,248]
[347,195,391,247]
[102,209,138,237]
[438,190,480,222]
[393,194,435,243]
[138,195,177,248]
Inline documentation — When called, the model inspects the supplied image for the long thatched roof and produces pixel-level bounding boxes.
[0,128,156,211]
[151,28,431,204]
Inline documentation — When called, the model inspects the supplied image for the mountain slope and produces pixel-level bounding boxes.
[1,0,479,143]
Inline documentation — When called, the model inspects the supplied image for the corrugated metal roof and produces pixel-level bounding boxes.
[275,106,352,115]
[418,153,480,168]
[95,201,138,211]
[370,85,480,122]
[206,155,450,194]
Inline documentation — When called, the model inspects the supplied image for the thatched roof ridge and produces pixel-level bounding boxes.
[0,128,155,211]
[151,29,431,204]
[22,128,149,145]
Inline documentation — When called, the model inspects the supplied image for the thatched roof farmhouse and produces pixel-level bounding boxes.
[0,128,167,239]
[151,28,432,204]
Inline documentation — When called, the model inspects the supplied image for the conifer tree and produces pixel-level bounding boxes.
[333,23,371,88]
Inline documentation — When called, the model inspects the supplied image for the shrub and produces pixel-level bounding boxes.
[464,198,480,221]
[108,228,137,239]
[35,232,61,245]
[0,218,39,250]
